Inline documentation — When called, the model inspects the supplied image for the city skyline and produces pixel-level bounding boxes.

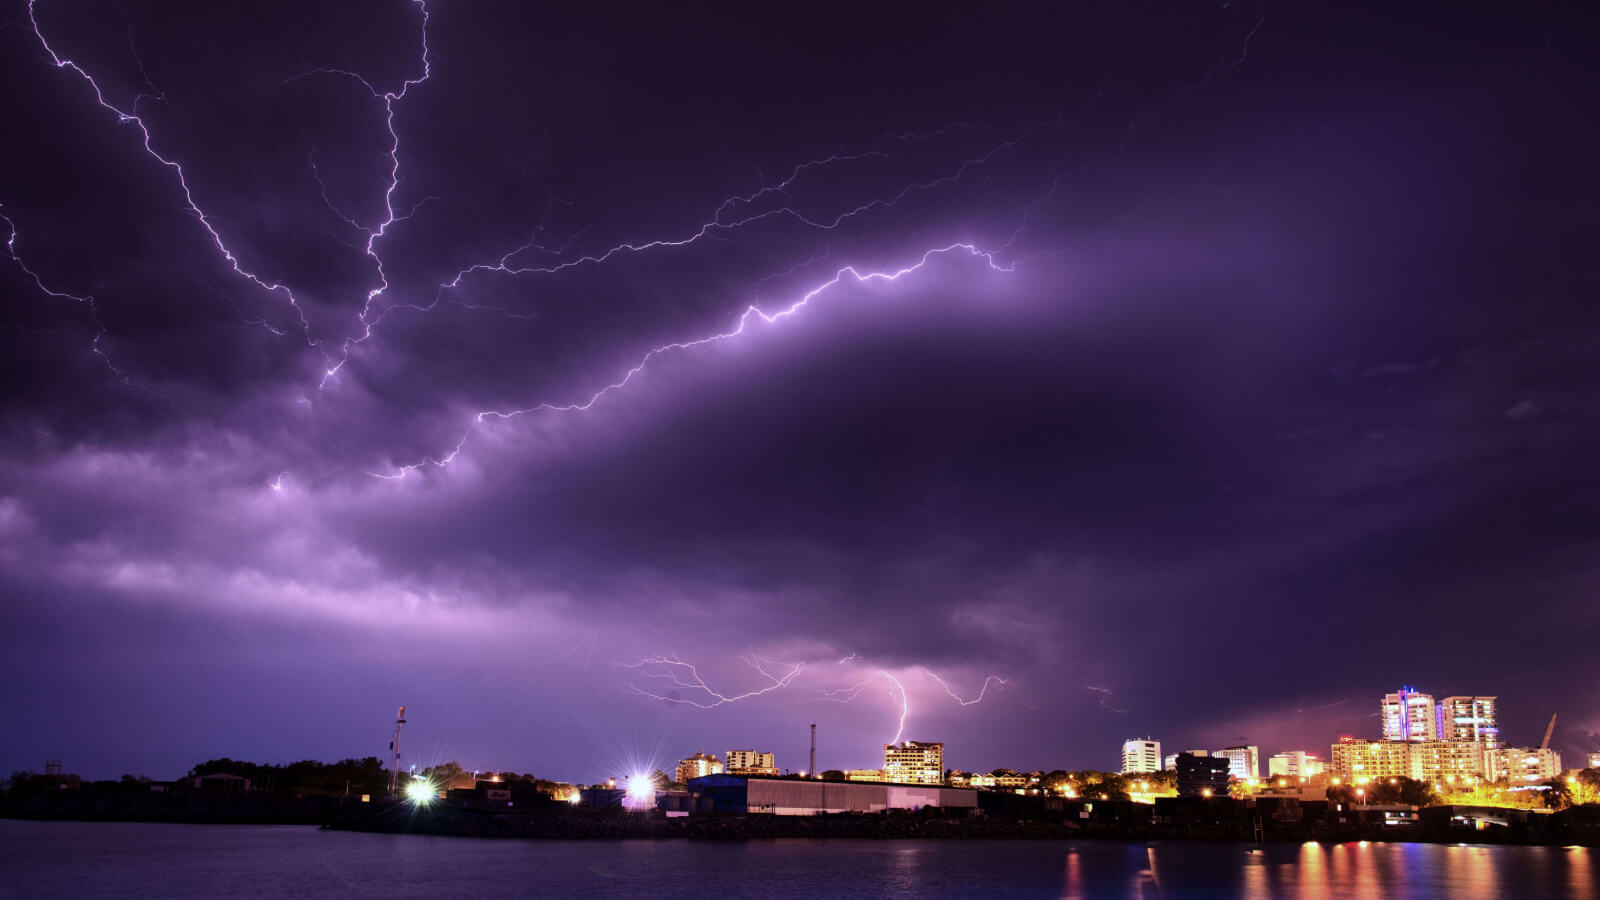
[2,0,1598,787]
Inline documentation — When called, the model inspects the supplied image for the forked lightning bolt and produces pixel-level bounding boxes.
[620,652,804,709]
[25,0,317,345]
[372,240,1020,479]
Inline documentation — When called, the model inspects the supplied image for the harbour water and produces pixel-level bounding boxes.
[0,821,1593,898]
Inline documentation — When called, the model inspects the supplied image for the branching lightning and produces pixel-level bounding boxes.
[2,208,138,389]
[25,0,317,345]
[822,666,1003,746]
[372,240,1021,479]
[619,651,804,709]
[1085,685,1128,714]
[16,0,1269,485]
[923,670,1008,706]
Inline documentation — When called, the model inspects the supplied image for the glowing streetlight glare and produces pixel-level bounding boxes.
[404,779,435,804]
[626,774,653,798]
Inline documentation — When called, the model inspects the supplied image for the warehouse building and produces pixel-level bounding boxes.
[686,774,977,815]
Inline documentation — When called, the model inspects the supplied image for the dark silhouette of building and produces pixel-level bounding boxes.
[1175,753,1231,797]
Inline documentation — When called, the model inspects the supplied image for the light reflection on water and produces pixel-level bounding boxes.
[0,821,1591,899]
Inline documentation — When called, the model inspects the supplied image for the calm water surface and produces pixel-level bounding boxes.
[0,821,1594,898]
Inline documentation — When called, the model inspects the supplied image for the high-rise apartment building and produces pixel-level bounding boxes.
[883,741,944,785]
[1381,687,1438,742]
[1589,752,1600,770]
[1267,751,1325,778]
[1215,745,1260,781]
[1121,738,1162,774]
[1438,696,1500,749]
[724,750,778,776]
[674,752,724,784]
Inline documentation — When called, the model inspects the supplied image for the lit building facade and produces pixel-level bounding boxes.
[1215,745,1260,781]
[1488,747,1562,784]
[1381,687,1438,742]
[724,750,778,776]
[1588,752,1600,770]
[1414,741,1487,783]
[1438,696,1500,749]
[1267,751,1325,778]
[963,769,1036,791]
[845,769,884,782]
[1331,737,1415,781]
[1330,737,1488,783]
[675,752,724,784]
[1163,749,1207,771]
[883,741,944,785]
[1122,739,1162,774]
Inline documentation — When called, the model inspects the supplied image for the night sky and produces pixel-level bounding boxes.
[2,1,1597,783]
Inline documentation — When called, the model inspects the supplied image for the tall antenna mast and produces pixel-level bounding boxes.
[809,723,817,777]
[388,705,407,793]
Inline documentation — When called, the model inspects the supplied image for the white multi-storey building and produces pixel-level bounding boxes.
[1382,687,1438,742]
[1122,739,1162,774]
[1267,751,1325,778]
[725,750,778,776]
[1215,745,1260,781]
[1438,696,1500,749]
[1588,751,1600,770]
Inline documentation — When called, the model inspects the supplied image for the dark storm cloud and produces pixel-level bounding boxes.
[2,1,1598,778]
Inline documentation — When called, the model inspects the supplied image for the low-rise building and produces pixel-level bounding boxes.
[1175,753,1230,797]
[1330,737,1489,783]
[1414,741,1487,784]
[675,752,724,784]
[1331,737,1414,782]
[1268,751,1325,778]
[845,769,884,782]
[1587,751,1600,770]
[725,750,778,776]
[1488,747,1561,784]
[688,774,977,815]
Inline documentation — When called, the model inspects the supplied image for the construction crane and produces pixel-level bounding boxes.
[1540,713,1557,751]
[387,705,407,793]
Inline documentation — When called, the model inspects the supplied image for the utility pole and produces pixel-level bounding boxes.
[809,723,817,777]
[388,705,407,793]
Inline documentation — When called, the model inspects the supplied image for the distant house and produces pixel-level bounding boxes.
[191,773,252,793]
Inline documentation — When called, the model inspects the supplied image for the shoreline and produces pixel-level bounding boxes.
[3,811,1596,849]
